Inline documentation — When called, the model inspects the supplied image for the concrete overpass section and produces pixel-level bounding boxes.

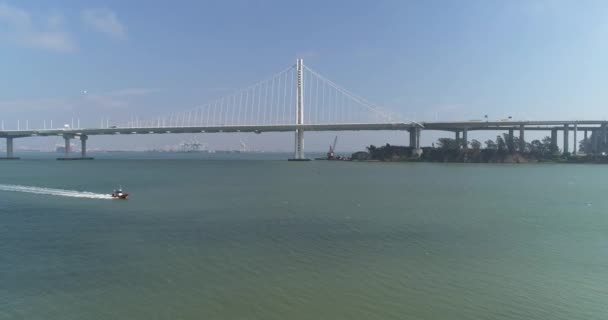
[421,121,608,155]
[422,120,608,129]
[2,120,608,159]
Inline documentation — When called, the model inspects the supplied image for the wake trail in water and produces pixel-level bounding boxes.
[0,184,113,199]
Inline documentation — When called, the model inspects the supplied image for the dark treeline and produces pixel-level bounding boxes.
[426,133,560,163]
[356,134,581,163]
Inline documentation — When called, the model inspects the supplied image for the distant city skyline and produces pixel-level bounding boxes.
[2,0,608,151]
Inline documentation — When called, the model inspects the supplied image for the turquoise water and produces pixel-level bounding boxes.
[1,154,607,319]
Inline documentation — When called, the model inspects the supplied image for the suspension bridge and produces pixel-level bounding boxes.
[2,59,608,160]
[0,59,422,160]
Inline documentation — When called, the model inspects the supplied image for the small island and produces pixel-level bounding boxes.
[352,133,608,163]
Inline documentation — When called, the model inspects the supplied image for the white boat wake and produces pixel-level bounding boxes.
[0,184,113,199]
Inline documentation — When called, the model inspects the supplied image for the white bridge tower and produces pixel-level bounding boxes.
[291,58,308,160]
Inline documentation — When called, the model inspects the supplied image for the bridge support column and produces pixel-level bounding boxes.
[409,128,416,148]
[462,128,468,149]
[58,135,94,160]
[573,123,577,155]
[563,124,569,155]
[289,58,309,161]
[1,137,18,160]
[593,129,600,154]
[64,136,71,158]
[81,135,88,158]
[455,131,460,145]
[409,130,414,148]
[409,127,421,156]
[7,137,13,158]
[507,129,514,152]
[551,129,558,153]
[519,125,525,152]
[294,129,305,159]
[584,130,588,153]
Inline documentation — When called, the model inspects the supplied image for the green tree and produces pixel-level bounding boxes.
[366,145,379,159]
[496,136,507,152]
[529,139,544,155]
[513,137,522,152]
[501,133,517,152]
[541,136,559,155]
[437,138,459,150]
[470,139,482,150]
[485,139,497,150]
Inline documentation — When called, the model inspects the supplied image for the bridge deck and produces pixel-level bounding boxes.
[423,120,608,131]
[0,123,419,138]
[1,120,607,138]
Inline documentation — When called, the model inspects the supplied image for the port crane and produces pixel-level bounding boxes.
[327,136,338,160]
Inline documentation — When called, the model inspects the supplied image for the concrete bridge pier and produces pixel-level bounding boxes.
[519,125,525,152]
[78,135,93,160]
[573,123,577,155]
[64,136,71,158]
[592,129,600,154]
[563,124,569,155]
[584,130,588,153]
[409,128,419,149]
[455,131,460,145]
[409,127,422,156]
[409,129,414,148]
[551,129,558,153]
[291,129,306,160]
[1,137,19,160]
[80,135,89,158]
[7,137,13,158]
[58,135,93,160]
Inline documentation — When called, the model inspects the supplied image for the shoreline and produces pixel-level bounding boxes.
[350,144,608,164]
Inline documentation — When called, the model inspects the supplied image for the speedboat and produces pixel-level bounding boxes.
[111,188,129,199]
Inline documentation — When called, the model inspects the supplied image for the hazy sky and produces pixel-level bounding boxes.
[2,0,608,151]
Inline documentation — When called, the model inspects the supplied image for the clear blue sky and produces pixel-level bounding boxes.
[1,0,608,151]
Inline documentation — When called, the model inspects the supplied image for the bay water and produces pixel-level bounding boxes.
[1,153,607,319]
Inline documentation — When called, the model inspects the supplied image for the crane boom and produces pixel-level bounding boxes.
[331,136,338,153]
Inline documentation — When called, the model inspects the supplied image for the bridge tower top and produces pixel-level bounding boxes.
[296,59,304,126]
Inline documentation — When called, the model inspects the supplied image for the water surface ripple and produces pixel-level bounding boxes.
[1,154,607,319]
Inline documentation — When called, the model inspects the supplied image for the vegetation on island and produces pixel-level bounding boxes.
[352,133,601,163]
